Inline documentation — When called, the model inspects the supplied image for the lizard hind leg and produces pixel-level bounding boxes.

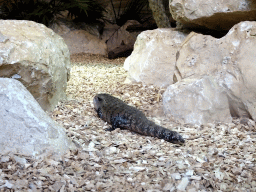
[106,116,128,131]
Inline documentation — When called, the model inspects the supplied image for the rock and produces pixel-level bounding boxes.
[163,77,232,125]
[175,32,221,79]
[53,20,140,58]
[103,20,141,54]
[0,20,70,112]
[0,78,75,157]
[65,30,107,55]
[148,0,171,28]
[126,17,158,32]
[124,28,188,87]
[100,23,120,42]
[170,0,256,31]
[53,23,107,55]
[108,44,133,59]
[176,21,256,121]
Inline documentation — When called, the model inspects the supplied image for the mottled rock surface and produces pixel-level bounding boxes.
[0,20,70,111]
[175,21,256,122]
[163,77,232,125]
[124,28,188,87]
[53,23,107,55]
[102,20,141,53]
[170,0,256,30]
[148,0,171,28]
[0,78,74,157]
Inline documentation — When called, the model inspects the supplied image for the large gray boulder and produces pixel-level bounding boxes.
[52,22,107,55]
[0,20,70,111]
[170,0,256,31]
[171,21,256,123]
[102,21,140,52]
[0,78,74,157]
[163,77,232,125]
[124,28,188,87]
[126,21,256,125]
[148,0,171,28]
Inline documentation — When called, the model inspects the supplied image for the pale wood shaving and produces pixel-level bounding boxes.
[0,53,255,191]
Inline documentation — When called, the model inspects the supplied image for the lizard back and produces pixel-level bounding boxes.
[94,93,185,144]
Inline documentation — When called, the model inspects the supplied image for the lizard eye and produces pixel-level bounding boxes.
[97,97,103,102]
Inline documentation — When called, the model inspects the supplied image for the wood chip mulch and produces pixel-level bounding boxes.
[0,53,255,192]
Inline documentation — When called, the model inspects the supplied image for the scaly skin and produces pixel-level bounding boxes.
[93,93,185,144]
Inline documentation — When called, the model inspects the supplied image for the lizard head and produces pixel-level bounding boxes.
[93,94,106,110]
[93,94,109,118]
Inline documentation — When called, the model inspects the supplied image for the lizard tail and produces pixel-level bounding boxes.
[135,121,185,144]
[153,125,185,144]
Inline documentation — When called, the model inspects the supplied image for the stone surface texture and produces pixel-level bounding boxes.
[163,77,232,125]
[172,21,256,123]
[102,20,141,52]
[170,0,256,30]
[53,23,107,55]
[124,28,188,87]
[0,20,70,112]
[148,0,171,28]
[0,78,74,157]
